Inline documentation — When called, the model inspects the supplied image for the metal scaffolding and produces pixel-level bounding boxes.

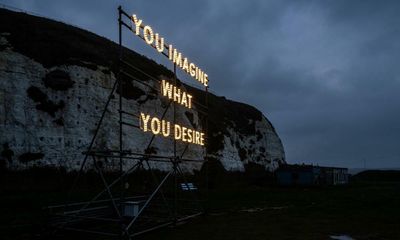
[46,6,209,239]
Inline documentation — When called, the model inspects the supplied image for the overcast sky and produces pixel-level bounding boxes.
[2,0,399,168]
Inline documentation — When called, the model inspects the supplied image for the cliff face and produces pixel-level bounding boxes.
[0,8,285,172]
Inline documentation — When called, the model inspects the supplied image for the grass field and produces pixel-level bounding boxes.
[1,170,399,240]
[139,181,400,240]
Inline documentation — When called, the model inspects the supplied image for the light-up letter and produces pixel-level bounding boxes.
[140,113,150,132]
[173,48,183,67]
[195,132,200,145]
[198,69,204,84]
[161,120,170,137]
[150,117,160,134]
[189,63,196,77]
[143,26,154,45]
[168,45,173,61]
[200,133,205,146]
[173,87,181,103]
[174,124,181,140]
[155,33,164,52]
[182,127,188,142]
[130,13,209,87]
[187,94,193,109]
[182,58,189,72]
[181,92,187,107]
[161,80,173,99]
[132,15,142,35]
[187,129,193,143]
[204,74,209,87]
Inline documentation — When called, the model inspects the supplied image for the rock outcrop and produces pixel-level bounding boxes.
[0,8,285,172]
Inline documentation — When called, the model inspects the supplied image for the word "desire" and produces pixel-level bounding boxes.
[140,113,205,146]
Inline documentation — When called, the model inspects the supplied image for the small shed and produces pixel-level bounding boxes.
[275,164,348,186]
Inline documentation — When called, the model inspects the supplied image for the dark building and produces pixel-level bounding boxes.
[275,164,348,186]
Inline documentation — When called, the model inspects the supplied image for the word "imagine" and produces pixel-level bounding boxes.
[131,14,209,87]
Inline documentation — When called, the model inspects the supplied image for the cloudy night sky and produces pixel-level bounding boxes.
[1,0,399,169]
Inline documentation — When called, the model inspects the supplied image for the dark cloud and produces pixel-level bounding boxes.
[1,0,399,168]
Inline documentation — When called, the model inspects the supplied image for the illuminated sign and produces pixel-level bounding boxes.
[130,11,207,147]
[138,79,204,145]
[161,80,193,109]
[140,113,205,146]
[131,14,209,87]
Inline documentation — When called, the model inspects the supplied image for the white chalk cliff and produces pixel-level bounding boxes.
[0,9,285,172]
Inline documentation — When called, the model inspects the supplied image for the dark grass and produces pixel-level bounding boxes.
[1,168,400,240]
